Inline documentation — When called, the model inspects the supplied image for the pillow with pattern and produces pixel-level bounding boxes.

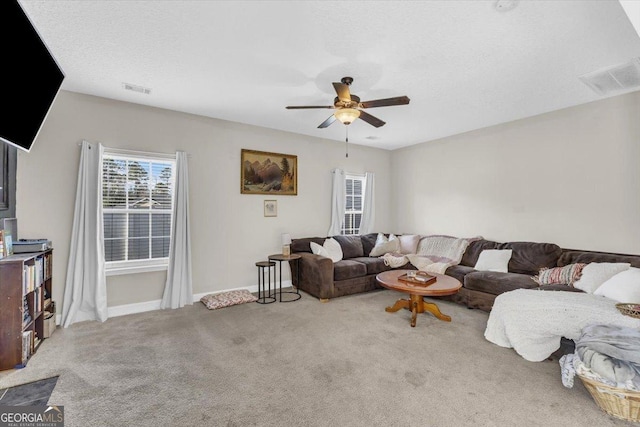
[532,263,586,286]
[200,290,257,310]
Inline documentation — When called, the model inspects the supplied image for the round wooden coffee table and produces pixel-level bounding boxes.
[376,270,461,327]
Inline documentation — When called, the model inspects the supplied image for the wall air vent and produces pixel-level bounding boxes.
[579,58,640,96]
[122,82,151,95]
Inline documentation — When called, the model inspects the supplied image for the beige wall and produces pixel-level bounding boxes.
[391,91,640,253]
[16,91,393,307]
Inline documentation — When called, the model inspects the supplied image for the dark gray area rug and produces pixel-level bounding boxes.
[0,376,58,406]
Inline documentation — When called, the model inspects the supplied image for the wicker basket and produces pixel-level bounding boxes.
[616,303,640,319]
[579,374,640,422]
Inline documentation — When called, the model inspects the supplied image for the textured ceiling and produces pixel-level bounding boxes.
[19,0,640,150]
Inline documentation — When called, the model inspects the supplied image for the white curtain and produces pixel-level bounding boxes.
[161,151,193,309]
[62,141,107,327]
[359,172,375,234]
[327,168,345,236]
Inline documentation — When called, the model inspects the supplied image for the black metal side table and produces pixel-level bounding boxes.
[268,254,302,302]
[255,261,276,304]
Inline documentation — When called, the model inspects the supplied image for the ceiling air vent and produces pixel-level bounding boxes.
[122,82,151,95]
[579,58,640,96]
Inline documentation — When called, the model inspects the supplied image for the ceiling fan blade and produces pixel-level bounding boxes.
[332,82,351,103]
[286,105,334,109]
[318,115,337,128]
[358,110,386,128]
[360,96,410,109]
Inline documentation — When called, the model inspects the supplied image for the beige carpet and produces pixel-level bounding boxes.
[0,289,632,427]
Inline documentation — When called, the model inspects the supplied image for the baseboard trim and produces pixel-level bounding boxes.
[104,280,292,319]
[108,299,164,318]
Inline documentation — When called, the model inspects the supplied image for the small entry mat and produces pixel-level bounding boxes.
[0,376,59,406]
[200,290,257,310]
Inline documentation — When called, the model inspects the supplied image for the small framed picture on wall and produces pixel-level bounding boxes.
[264,200,277,217]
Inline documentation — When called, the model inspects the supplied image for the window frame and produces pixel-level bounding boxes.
[101,148,176,276]
[342,174,366,235]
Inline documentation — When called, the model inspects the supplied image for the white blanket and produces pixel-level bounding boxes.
[484,289,640,362]
[381,253,409,268]
[404,235,471,274]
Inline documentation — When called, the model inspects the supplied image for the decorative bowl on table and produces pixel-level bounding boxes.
[615,303,640,319]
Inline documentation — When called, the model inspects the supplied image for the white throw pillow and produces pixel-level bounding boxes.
[573,263,630,294]
[474,249,512,273]
[593,267,640,302]
[322,237,343,263]
[398,234,420,255]
[310,242,329,258]
[369,233,400,257]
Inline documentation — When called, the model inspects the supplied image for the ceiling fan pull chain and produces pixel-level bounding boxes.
[345,127,349,158]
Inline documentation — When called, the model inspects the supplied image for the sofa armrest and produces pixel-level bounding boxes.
[289,252,334,299]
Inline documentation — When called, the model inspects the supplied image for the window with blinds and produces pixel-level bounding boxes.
[102,152,175,270]
[342,176,364,235]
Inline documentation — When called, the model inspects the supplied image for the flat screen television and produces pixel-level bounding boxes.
[0,1,64,152]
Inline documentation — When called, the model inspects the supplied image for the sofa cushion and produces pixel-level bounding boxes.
[445,265,476,284]
[461,239,501,267]
[333,260,368,281]
[350,257,392,275]
[558,250,640,268]
[292,237,326,254]
[464,271,538,295]
[498,241,562,275]
[333,235,365,259]
[360,233,379,258]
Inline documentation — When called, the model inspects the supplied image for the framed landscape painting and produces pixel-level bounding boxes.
[241,149,297,195]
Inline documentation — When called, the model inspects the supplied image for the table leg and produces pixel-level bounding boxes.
[295,259,300,295]
[422,301,452,322]
[257,267,262,301]
[411,300,418,327]
[279,260,282,302]
[268,264,272,300]
[386,298,410,312]
[385,294,452,326]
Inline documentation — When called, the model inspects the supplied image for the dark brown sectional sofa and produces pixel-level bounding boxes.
[289,233,640,311]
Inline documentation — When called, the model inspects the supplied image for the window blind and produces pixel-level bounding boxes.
[342,176,364,235]
[102,154,175,264]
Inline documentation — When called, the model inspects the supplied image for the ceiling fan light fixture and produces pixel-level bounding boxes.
[334,108,361,125]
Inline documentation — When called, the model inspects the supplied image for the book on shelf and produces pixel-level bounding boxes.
[22,297,31,326]
[21,331,33,364]
[22,257,45,294]
[44,253,52,280]
[33,331,41,349]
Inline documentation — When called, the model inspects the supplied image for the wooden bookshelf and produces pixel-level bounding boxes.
[0,249,53,370]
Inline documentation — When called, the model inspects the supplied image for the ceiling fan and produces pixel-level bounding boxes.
[286,77,410,128]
